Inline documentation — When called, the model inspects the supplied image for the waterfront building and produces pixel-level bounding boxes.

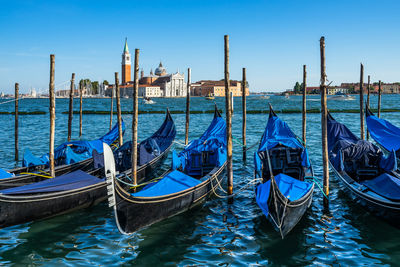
[190,80,249,97]
[121,38,131,85]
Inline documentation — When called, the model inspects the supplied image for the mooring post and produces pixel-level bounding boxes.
[378,80,382,118]
[115,72,123,146]
[366,75,370,140]
[302,65,307,145]
[49,54,56,177]
[110,85,114,130]
[242,67,247,161]
[359,63,365,140]
[185,68,191,145]
[131,49,139,186]
[14,83,19,162]
[79,81,83,137]
[224,35,233,196]
[320,37,329,209]
[67,73,75,142]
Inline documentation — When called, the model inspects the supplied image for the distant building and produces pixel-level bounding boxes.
[190,80,249,97]
[139,86,162,97]
[121,38,131,85]
[327,87,350,95]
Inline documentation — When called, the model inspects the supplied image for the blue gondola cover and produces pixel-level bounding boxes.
[0,170,103,195]
[360,173,400,201]
[366,111,400,152]
[256,173,313,217]
[0,168,13,179]
[132,170,201,197]
[23,121,125,167]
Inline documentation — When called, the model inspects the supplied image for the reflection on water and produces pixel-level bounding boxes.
[0,95,399,265]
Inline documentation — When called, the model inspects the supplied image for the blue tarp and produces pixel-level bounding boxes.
[366,110,400,153]
[23,121,125,167]
[172,114,227,171]
[256,173,313,217]
[360,173,400,201]
[257,111,310,168]
[327,114,359,153]
[132,170,200,197]
[0,168,13,179]
[0,170,103,195]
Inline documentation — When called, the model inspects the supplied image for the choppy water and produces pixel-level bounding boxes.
[0,95,399,266]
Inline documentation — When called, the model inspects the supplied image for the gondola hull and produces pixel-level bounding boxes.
[112,163,226,234]
[266,183,314,237]
[330,163,400,227]
[0,143,173,229]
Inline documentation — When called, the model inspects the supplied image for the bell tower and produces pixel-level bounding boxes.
[121,38,131,84]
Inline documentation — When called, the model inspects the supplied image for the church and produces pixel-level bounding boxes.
[120,39,187,98]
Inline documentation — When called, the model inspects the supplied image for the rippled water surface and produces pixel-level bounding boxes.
[0,95,399,265]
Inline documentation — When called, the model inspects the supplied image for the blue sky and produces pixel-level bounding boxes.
[0,0,399,94]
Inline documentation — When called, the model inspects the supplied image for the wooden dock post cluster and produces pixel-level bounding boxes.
[185,68,191,145]
[131,49,140,186]
[320,37,329,209]
[67,73,75,142]
[14,83,19,162]
[378,80,382,118]
[49,54,56,177]
[224,35,233,196]
[242,68,247,161]
[302,65,307,145]
[359,64,365,140]
[115,72,123,146]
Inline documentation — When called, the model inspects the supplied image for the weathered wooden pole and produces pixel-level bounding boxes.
[320,37,329,209]
[67,73,75,141]
[224,35,233,196]
[49,54,56,177]
[79,81,83,137]
[302,65,307,145]
[366,75,370,140]
[242,67,247,161]
[185,68,191,145]
[378,80,382,118]
[14,83,19,162]
[109,85,114,130]
[115,72,123,146]
[131,49,139,186]
[359,64,365,140]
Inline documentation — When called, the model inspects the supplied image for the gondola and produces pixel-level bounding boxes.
[254,106,314,238]
[108,106,227,234]
[0,122,125,190]
[366,105,400,159]
[0,110,176,228]
[327,112,400,227]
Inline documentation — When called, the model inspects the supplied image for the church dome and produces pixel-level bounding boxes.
[155,62,167,76]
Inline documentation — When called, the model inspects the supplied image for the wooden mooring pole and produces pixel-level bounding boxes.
[79,81,83,137]
[359,64,365,140]
[110,85,114,130]
[185,68,191,145]
[302,65,307,145]
[49,54,56,177]
[320,37,329,209]
[14,83,19,162]
[242,67,247,161]
[366,75,370,140]
[67,73,75,142]
[131,49,139,186]
[224,35,233,196]
[115,72,123,146]
[378,80,382,118]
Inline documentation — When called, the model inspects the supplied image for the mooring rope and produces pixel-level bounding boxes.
[305,175,328,199]
[0,98,21,105]
[210,176,263,199]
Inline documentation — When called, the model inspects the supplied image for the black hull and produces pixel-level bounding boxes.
[0,143,172,229]
[267,182,314,238]
[330,163,400,227]
[113,163,226,234]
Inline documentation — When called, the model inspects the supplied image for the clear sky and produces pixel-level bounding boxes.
[0,0,399,94]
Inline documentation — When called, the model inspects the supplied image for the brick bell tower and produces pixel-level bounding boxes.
[121,38,131,84]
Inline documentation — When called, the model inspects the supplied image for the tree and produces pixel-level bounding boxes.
[91,81,99,95]
[293,82,301,94]
[103,80,109,85]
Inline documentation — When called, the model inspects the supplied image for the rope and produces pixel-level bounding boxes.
[210,176,263,199]
[305,175,328,199]
[173,140,187,147]
[19,172,53,179]
[0,98,21,105]
[232,135,259,151]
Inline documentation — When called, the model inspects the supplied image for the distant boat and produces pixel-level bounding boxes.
[284,93,290,99]
[328,92,355,101]
[260,95,270,99]
[143,97,155,104]
[205,93,215,100]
